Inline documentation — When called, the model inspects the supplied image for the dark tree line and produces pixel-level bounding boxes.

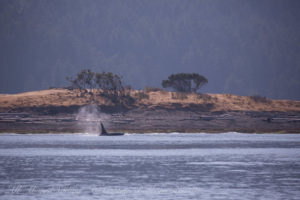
[68,71,208,95]
[162,73,208,93]
[67,70,208,105]
[67,70,124,98]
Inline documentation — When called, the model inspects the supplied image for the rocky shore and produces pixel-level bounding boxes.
[0,89,300,133]
[0,109,299,133]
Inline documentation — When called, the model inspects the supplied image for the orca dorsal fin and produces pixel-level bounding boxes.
[101,123,108,135]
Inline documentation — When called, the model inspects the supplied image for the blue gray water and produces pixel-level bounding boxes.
[0,133,300,200]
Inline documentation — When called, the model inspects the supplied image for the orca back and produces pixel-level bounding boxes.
[99,122,124,136]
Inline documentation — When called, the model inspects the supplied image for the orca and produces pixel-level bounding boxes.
[99,123,124,136]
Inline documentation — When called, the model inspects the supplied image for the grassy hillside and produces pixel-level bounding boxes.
[0,89,299,114]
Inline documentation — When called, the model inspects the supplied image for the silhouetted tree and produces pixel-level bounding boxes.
[95,72,124,96]
[67,70,125,102]
[67,69,95,96]
[162,73,208,93]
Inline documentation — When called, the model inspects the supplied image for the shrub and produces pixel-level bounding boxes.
[134,91,150,100]
[124,85,132,91]
[196,93,212,101]
[145,86,164,92]
[171,92,188,100]
[249,95,270,103]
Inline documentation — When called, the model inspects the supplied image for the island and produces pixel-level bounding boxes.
[0,88,299,133]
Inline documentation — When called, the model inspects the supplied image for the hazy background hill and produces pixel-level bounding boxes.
[0,0,299,99]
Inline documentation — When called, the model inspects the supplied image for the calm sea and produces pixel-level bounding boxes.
[0,133,300,200]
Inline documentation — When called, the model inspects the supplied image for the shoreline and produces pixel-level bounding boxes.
[1,110,299,134]
[1,130,299,134]
[1,131,299,134]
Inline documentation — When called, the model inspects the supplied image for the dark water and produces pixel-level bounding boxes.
[0,133,300,200]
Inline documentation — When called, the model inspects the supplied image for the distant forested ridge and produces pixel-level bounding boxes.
[0,0,299,99]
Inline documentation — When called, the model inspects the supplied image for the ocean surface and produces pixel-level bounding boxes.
[0,133,300,200]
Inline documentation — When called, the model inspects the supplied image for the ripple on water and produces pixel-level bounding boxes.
[0,133,300,200]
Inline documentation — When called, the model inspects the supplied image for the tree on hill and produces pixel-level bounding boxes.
[66,69,95,95]
[95,72,124,96]
[162,73,208,93]
[67,70,124,99]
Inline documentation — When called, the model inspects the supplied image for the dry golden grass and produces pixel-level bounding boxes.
[130,90,300,112]
[0,89,299,112]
